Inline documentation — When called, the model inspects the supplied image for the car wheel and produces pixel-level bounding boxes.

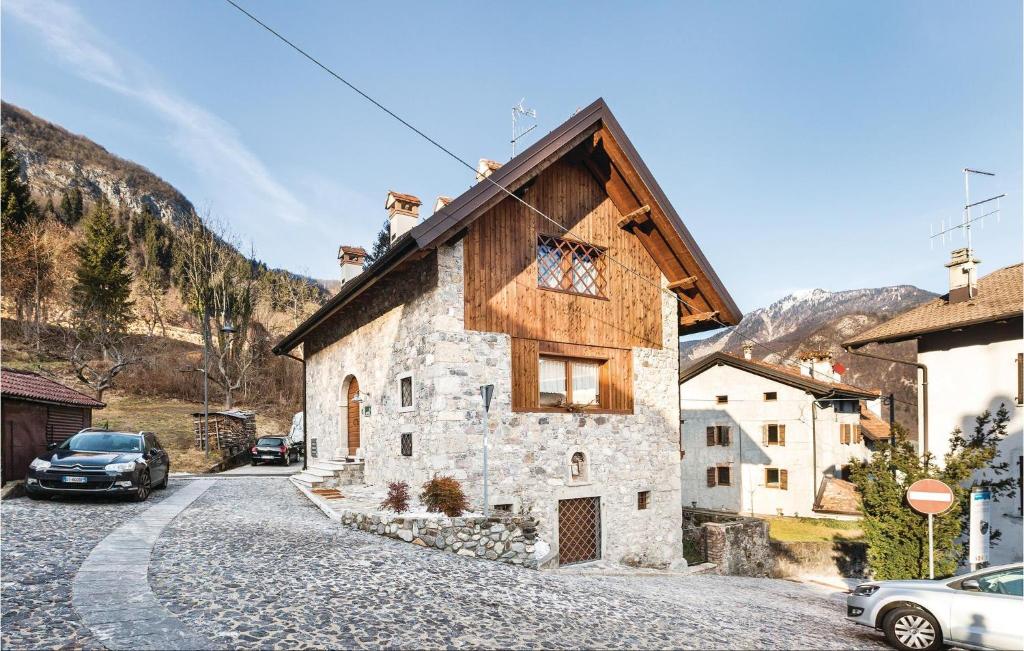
[131,471,152,502]
[883,607,942,651]
[26,489,44,500]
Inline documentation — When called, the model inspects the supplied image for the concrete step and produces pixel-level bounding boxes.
[304,467,336,478]
[314,460,359,470]
[291,473,324,488]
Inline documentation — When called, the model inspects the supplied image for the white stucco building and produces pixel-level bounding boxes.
[845,252,1023,565]
[679,348,888,518]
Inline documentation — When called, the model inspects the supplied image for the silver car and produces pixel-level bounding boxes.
[846,563,1023,650]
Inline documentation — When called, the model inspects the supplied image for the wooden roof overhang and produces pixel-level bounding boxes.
[273,98,741,355]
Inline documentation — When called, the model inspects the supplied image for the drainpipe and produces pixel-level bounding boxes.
[810,396,820,489]
[283,352,308,471]
[842,344,928,463]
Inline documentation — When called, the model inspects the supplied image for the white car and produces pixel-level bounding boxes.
[846,563,1023,650]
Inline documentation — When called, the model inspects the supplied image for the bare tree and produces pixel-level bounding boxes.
[57,316,140,402]
[176,211,264,409]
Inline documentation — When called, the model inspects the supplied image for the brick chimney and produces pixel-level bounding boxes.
[945,247,980,303]
[385,191,421,243]
[338,245,367,284]
[797,350,839,382]
[742,343,753,360]
[475,159,502,182]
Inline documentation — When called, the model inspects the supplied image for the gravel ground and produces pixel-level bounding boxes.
[1,484,181,650]
[148,478,888,650]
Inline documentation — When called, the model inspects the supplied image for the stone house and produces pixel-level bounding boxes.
[679,347,888,519]
[274,98,741,567]
[845,251,1022,565]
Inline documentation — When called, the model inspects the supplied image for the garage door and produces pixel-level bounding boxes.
[558,496,601,564]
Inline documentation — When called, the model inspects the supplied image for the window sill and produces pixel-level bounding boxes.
[538,285,609,301]
[514,407,633,415]
[397,406,416,414]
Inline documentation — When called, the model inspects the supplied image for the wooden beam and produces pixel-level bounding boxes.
[616,204,651,230]
[680,310,719,327]
[667,275,698,291]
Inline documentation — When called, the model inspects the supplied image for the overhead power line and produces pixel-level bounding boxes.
[220,0,914,408]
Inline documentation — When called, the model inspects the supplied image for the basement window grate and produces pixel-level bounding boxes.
[400,432,412,457]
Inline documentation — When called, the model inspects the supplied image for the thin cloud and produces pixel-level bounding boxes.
[3,0,307,225]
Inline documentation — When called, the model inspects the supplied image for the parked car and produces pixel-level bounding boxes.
[25,429,170,502]
[846,562,1023,651]
[250,436,298,466]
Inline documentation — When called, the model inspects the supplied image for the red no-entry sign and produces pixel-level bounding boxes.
[907,479,955,515]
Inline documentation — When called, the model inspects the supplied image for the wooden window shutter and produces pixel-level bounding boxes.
[1017,352,1023,406]
[854,424,863,444]
[706,426,716,446]
[706,467,717,487]
[780,469,788,490]
[719,426,731,446]
[778,424,786,446]
[762,424,769,445]
[839,424,848,445]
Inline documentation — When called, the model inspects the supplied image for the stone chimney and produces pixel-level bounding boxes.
[433,195,452,214]
[945,247,980,303]
[338,245,367,284]
[385,191,421,243]
[742,343,753,360]
[797,350,839,382]
[475,159,502,182]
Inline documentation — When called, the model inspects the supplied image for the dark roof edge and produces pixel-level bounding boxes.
[843,308,1023,348]
[1,393,106,409]
[272,235,418,355]
[678,352,879,399]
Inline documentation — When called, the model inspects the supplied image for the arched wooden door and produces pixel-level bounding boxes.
[346,378,360,456]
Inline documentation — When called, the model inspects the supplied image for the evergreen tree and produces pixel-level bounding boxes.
[362,219,391,268]
[1,137,35,232]
[58,187,84,226]
[72,198,134,334]
[850,408,1015,579]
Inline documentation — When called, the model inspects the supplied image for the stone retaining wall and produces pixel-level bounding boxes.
[682,508,773,577]
[338,510,539,569]
[770,540,868,579]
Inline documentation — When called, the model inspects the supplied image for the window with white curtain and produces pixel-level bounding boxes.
[539,358,567,407]
[538,356,603,408]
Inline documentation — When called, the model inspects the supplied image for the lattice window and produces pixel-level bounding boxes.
[537,235,606,298]
[558,497,601,564]
[400,376,413,409]
[400,432,412,456]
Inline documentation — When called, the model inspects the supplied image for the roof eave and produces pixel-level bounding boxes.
[844,309,1023,348]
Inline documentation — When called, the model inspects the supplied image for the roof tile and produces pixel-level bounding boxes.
[1,368,105,408]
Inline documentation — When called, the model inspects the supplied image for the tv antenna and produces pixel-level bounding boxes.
[929,168,1005,249]
[511,99,538,158]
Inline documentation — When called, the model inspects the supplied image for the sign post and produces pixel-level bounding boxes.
[969,486,992,571]
[480,385,494,517]
[907,479,955,579]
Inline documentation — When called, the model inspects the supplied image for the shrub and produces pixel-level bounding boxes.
[380,481,411,513]
[420,475,469,517]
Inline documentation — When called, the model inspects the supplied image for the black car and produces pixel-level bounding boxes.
[250,436,298,465]
[25,429,170,502]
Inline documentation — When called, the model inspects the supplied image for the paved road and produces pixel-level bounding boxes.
[2,477,889,650]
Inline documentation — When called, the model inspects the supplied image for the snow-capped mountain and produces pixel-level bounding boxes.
[680,285,936,435]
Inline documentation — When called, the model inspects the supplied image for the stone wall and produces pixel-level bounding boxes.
[337,510,538,569]
[770,540,868,579]
[305,240,683,567]
[682,508,773,577]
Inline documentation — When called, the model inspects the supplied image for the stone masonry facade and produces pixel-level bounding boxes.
[305,240,682,566]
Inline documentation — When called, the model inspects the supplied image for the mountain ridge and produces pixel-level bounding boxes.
[681,285,937,435]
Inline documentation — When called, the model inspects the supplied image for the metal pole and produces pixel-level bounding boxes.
[203,304,210,458]
[928,513,935,579]
[480,384,493,517]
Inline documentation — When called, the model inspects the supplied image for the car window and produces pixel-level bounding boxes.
[257,437,284,446]
[63,432,142,452]
[144,434,160,450]
[977,568,1024,596]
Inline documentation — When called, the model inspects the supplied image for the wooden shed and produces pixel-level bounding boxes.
[1,368,105,483]
[192,410,256,455]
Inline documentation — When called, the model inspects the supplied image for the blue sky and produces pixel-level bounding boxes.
[2,0,1021,311]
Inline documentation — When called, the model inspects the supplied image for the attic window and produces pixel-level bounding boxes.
[537,235,606,298]
[716,395,728,404]
[764,392,778,402]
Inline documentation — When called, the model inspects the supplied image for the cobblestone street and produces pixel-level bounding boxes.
[3,477,888,649]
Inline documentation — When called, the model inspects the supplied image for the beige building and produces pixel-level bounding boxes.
[845,251,1023,565]
[679,348,888,518]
